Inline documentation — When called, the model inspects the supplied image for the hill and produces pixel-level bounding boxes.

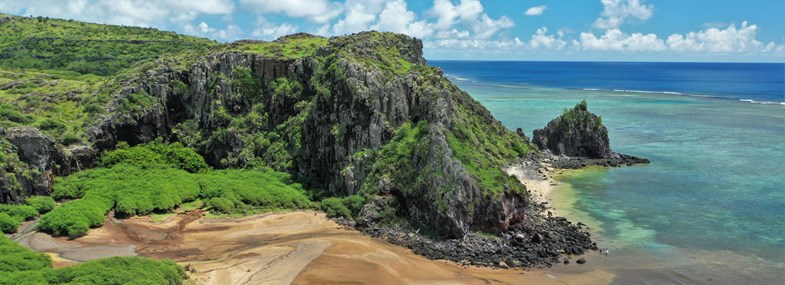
[0,13,216,76]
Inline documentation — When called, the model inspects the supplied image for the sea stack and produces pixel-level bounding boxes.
[533,100,649,167]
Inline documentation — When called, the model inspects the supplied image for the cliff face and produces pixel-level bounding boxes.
[85,32,533,238]
[0,128,94,203]
[533,101,613,159]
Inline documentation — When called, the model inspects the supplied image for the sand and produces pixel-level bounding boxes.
[506,159,563,205]
[18,208,614,284]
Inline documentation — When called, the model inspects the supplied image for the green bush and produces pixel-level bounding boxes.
[0,235,185,285]
[42,143,313,237]
[343,195,366,214]
[0,213,21,234]
[0,204,38,221]
[100,139,208,173]
[320,198,352,218]
[51,256,186,285]
[206,197,235,213]
[25,196,56,214]
[320,195,366,219]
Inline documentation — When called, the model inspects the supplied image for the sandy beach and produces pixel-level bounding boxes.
[14,208,615,285]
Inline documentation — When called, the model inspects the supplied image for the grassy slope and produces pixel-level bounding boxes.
[0,13,216,76]
[0,13,215,144]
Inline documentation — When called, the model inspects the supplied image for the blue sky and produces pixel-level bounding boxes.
[1,0,783,62]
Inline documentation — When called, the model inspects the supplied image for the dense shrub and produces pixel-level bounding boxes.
[42,143,313,237]
[38,198,111,237]
[199,170,312,212]
[25,196,56,214]
[0,204,38,221]
[320,195,366,219]
[0,235,185,285]
[0,235,52,273]
[0,213,20,234]
[320,198,351,218]
[51,256,186,285]
[206,197,235,213]
[100,139,209,173]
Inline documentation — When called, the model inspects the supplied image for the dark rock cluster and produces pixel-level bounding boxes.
[353,201,597,268]
[533,100,649,167]
[0,127,95,203]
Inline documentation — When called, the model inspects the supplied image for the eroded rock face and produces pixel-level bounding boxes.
[0,127,95,203]
[86,32,533,239]
[533,101,613,159]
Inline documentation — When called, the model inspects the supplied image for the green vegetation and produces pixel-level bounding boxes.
[320,195,365,219]
[559,100,608,138]
[229,34,328,59]
[359,121,432,196]
[0,68,106,143]
[0,202,43,233]
[0,235,186,285]
[445,97,533,195]
[24,196,56,214]
[100,139,209,173]
[0,14,216,76]
[329,31,423,76]
[39,141,312,237]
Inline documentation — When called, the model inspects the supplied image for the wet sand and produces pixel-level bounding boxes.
[17,210,614,285]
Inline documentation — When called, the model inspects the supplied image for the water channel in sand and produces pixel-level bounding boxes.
[14,211,613,285]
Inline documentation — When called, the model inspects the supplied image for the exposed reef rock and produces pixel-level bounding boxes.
[533,100,649,168]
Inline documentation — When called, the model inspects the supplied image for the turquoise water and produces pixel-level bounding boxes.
[434,63,785,284]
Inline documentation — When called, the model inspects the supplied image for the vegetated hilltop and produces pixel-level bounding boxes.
[0,13,217,76]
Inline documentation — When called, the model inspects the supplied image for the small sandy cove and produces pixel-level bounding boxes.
[14,164,612,285]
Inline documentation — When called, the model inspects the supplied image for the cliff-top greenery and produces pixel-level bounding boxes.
[0,13,216,76]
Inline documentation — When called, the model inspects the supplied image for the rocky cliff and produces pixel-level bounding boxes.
[0,128,94,203]
[82,32,533,238]
[533,100,649,167]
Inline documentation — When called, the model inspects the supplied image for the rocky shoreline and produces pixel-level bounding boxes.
[346,200,597,269]
[333,149,647,270]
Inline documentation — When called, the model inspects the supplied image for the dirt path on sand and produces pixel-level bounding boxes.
[18,211,613,285]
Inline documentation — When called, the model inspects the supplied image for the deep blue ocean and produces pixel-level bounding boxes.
[435,61,785,104]
[431,61,785,284]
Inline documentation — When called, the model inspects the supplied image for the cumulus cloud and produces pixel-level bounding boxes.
[372,0,432,38]
[252,17,298,40]
[330,0,384,35]
[530,27,567,49]
[431,0,483,30]
[524,5,546,16]
[575,22,783,54]
[594,0,653,29]
[239,0,342,23]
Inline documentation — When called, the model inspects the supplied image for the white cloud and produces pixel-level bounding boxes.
[372,0,433,38]
[594,0,653,29]
[472,14,514,39]
[431,0,483,30]
[252,17,298,40]
[524,5,547,16]
[239,0,342,23]
[575,22,783,54]
[199,21,213,33]
[331,0,384,35]
[530,27,567,49]
[578,29,665,51]
[665,21,770,53]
